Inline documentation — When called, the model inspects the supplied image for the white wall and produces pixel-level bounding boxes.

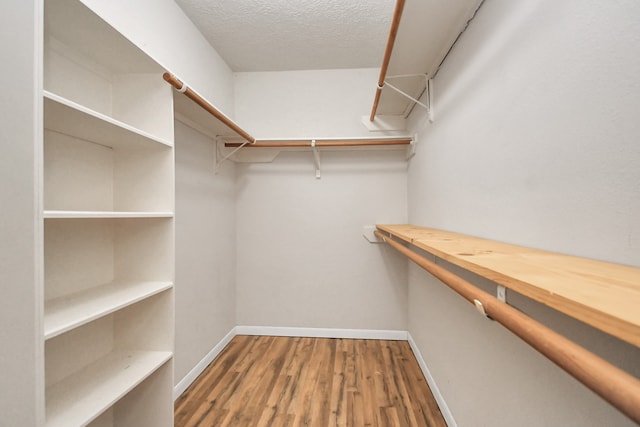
[234,69,404,139]
[174,121,236,384]
[234,69,409,331]
[0,0,43,425]
[407,0,640,425]
[81,0,234,112]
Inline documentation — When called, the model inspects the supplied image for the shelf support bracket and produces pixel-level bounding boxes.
[497,285,507,303]
[382,74,433,121]
[214,138,249,174]
[407,134,417,159]
[311,139,321,179]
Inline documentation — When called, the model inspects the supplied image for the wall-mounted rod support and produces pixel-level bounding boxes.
[369,0,406,121]
[311,139,321,179]
[224,138,412,148]
[163,73,256,144]
[373,230,640,425]
[383,81,429,110]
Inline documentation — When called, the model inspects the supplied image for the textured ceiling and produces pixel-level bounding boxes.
[174,0,395,72]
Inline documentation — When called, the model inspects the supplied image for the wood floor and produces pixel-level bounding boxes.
[175,335,446,427]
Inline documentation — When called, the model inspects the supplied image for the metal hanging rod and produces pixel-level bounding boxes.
[163,73,256,144]
[369,0,406,121]
[374,229,640,425]
[224,138,412,148]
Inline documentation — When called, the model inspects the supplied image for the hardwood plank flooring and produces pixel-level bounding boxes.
[175,336,446,427]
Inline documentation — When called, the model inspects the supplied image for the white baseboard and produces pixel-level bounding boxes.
[236,325,408,341]
[407,333,456,427]
[174,327,237,400]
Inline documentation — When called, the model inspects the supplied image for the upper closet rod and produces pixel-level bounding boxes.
[369,0,407,121]
[374,230,640,425]
[163,73,256,144]
[224,138,412,148]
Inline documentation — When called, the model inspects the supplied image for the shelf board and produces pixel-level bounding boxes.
[45,350,172,427]
[43,210,174,219]
[45,281,173,340]
[377,224,640,347]
[44,91,173,149]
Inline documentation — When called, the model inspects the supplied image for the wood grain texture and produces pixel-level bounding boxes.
[175,336,446,427]
[223,139,412,148]
[376,224,640,348]
[375,229,640,425]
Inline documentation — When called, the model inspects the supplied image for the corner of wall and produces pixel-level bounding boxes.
[407,332,457,426]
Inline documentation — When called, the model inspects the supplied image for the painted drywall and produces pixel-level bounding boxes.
[81,0,234,113]
[0,0,43,425]
[406,0,640,425]
[234,69,409,330]
[234,68,406,139]
[174,121,237,386]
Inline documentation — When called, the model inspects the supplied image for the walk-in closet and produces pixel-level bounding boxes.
[1,0,639,426]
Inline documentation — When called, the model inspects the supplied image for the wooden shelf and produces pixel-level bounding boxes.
[44,91,173,149]
[44,281,173,340]
[45,350,172,427]
[376,224,640,347]
[44,210,174,219]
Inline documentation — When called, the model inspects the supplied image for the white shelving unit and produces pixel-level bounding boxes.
[42,0,175,425]
[43,211,174,219]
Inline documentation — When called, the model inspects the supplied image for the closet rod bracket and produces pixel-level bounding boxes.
[382,74,433,121]
[474,299,493,320]
[311,139,321,179]
[407,135,417,159]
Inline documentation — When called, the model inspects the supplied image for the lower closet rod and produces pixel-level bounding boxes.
[224,138,412,148]
[374,230,640,424]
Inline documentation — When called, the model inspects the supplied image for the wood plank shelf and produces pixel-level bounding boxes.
[44,281,173,340]
[376,224,640,347]
[44,210,174,219]
[45,350,172,427]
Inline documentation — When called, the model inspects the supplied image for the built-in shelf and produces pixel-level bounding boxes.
[44,91,173,150]
[45,350,172,427]
[43,0,175,422]
[376,224,640,347]
[44,281,173,340]
[44,210,174,219]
